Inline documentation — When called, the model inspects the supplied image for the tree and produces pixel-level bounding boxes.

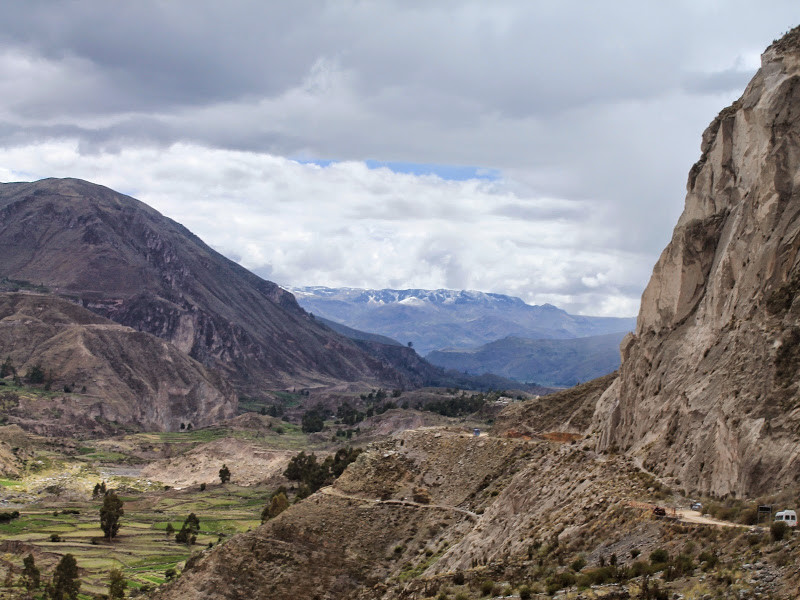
[20,553,40,591]
[165,522,175,537]
[301,408,325,433]
[261,492,289,523]
[218,464,231,484]
[175,513,200,545]
[48,554,80,600]
[92,481,107,499]
[25,364,45,384]
[100,491,124,540]
[0,357,14,378]
[107,568,127,599]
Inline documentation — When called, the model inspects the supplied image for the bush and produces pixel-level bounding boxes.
[576,567,612,587]
[697,550,718,571]
[480,579,494,596]
[672,553,694,576]
[50,533,61,542]
[570,556,586,572]
[452,571,465,585]
[771,520,790,541]
[0,510,20,523]
[649,548,669,565]
[519,585,532,600]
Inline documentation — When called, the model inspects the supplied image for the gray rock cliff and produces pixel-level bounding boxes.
[595,27,800,497]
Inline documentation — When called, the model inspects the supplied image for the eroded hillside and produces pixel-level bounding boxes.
[151,428,717,600]
[0,292,235,433]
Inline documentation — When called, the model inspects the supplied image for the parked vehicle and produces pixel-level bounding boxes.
[774,509,797,527]
[690,502,703,511]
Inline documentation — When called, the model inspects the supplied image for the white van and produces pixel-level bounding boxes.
[774,509,797,527]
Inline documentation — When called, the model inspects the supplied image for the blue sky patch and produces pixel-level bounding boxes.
[294,158,499,181]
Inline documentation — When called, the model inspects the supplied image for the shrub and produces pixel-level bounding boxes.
[218,464,231,484]
[672,553,694,576]
[519,585,532,600]
[771,520,790,541]
[570,556,586,572]
[649,548,669,565]
[697,550,718,571]
[452,571,465,585]
[480,579,494,595]
[50,533,61,542]
[576,567,612,587]
[0,510,20,523]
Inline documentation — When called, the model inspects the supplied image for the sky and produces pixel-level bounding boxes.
[0,2,797,317]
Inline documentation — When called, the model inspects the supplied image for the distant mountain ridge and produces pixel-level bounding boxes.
[291,286,635,355]
[426,332,627,387]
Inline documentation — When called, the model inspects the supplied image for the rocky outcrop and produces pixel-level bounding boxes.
[595,26,800,497]
[0,178,408,394]
[0,293,235,433]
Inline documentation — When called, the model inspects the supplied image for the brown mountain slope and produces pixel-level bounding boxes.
[0,292,234,434]
[595,26,800,497]
[0,178,405,393]
[151,429,664,600]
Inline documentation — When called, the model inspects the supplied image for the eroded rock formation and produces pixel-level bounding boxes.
[595,27,800,497]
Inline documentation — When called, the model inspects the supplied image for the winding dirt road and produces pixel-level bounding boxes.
[320,486,479,520]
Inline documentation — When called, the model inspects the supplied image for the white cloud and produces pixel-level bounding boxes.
[0,141,648,315]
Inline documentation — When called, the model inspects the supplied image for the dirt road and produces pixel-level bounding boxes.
[321,486,479,520]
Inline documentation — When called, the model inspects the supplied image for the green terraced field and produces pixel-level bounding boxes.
[0,482,274,597]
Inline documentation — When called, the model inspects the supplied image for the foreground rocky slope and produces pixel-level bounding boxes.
[595,27,800,497]
[0,293,234,433]
[0,178,405,394]
[152,430,661,600]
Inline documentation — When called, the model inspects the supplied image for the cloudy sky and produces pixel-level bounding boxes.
[0,2,797,317]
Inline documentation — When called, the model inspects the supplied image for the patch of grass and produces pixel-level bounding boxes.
[0,478,23,487]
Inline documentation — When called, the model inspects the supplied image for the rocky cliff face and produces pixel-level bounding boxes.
[0,293,235,433]
[595,27,800,497]
[0,178,406,394]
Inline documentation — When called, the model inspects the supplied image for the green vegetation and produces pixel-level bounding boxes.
[108,568,127,599]
[219,463,231,484]
[21,552,40,592]
[175,513,201,545]
[261,490,289,522]
[48,553,80,600]
[301,406,326,433]
[100,491,124,539]
[283,447,363,494]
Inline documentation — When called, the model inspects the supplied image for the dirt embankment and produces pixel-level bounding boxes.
[140,438,295,487]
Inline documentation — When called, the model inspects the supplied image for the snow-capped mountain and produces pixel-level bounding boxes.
[289,286,635,355]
